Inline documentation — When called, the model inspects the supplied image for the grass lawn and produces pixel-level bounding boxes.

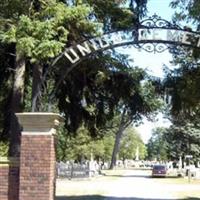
[155,177,200,184]
[175,190,200,200]
[56,195,105,200]
[154,177,200,199]
[56,169,200,200]
[56,169,128,199]
[101,169,129,177]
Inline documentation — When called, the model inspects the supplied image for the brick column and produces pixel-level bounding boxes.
[16,113,62,200]
[0,157,19,200]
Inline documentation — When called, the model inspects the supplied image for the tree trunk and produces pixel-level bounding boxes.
[8,52,26,157]
[109,122,125,169]
[109,107,133,170]
[31,63,43,112]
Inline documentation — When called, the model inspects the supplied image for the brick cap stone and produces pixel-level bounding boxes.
[16,112,63,133]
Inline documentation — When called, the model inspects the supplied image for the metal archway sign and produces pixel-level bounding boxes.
[49,14,200,102]
[62,14,200,65]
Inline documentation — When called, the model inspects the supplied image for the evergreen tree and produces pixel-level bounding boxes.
[0,0,100,156]
[160,0,200,163]
[0,0,150,157]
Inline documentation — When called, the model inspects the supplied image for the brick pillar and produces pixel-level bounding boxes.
[0,157,19,200]
[16,113,62,200]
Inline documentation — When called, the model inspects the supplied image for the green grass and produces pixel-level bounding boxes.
[56,195,105,200]
[56,170,200,200]
[56,169,128,199]
[101,169,128,177]
[176,189,200,199]
[154,177,200,199]
[155,177,200,185]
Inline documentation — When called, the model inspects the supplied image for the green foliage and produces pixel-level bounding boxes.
[147,127,169,161]
[147,123,200,164]
[163,57,200,164]
[166,1,200,118]
[170,0,200,24]
[164,63,200,118]
[0,0,30,20]
[164,123,200,162]
[87,0,147,31]
[161,1,200,165]
[87,0,133,31]
[101,134,115,161]
[57,55,162,137]
[139,81,163,120]
[56,125,90,161]
[0,43,15,141]
[0,1,100,62]
[56,124,115,162]
[0,0,152,157]
[57,122,147,163]
[0,142,9,156]
[158,1,200,166]
[119,127,147,160]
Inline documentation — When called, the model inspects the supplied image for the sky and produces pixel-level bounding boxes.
[124,0,175,143]
[131,0,175,77]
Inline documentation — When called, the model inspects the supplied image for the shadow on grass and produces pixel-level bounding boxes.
[103,173,185,179]
[56,195,200,200]
[151,176,183,179]
[104,174,151,178]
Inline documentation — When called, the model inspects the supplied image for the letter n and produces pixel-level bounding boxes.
[64,48,80,64]
[77,41,92,56]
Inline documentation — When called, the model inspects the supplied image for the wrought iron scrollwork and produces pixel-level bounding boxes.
[132,14,199,53]
[133,43,170,53]
[140,14,181,29]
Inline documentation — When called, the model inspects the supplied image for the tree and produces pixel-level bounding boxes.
[54,54,162,168]
[119,127,146,161]
[147,127,169,161]
[0,0,100,156]
[164,59,200,119]
[56,124,115,162]
[109,77,163,169]
[165,0,200,117]
[164,123,200,166]
[0,0,149,156]
[0,141,9,157]
[170,0,200,24]
[160,1,200,165]
[0,0,29,156]
[0,43,15,141]
[57,125,94,162]
[163,64,200,165]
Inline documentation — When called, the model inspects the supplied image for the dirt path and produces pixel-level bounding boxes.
[56,169,200,200]
[103,170,176,200]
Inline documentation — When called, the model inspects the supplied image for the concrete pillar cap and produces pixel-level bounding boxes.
[16,112,64,133]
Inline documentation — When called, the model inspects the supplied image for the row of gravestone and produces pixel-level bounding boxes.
[56,161,103,179]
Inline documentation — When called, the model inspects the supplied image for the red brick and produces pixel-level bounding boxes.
[19,135,56,200]
[0,164,19,200]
